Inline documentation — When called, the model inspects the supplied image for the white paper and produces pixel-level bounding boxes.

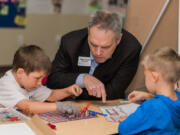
[0,123,36,135]
[117,103,140,115]
[27,0,51,14]
[100,103,140,122]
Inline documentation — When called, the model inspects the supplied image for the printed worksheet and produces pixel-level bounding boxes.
[100,103,140,122]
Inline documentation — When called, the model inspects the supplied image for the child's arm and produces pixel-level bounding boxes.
[128,91,154,103]
[118,102,163,135]
[16,99,79,115]
[46,84,82,102]
[16,99,56,114]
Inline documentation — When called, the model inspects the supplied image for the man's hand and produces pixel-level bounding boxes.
[66,84,82,97]
[83,74,106,103]
[56,102,80,116]
[128,91,154,103]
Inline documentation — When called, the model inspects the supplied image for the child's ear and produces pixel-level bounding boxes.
[16,68,25,75]
[151,71,159,82]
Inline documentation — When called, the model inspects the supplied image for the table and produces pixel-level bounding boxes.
[54,100,121,135]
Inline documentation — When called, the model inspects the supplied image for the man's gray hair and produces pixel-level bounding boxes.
[88,10,123,41]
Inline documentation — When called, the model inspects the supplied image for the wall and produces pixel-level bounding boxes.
[125,0,178,93]
[0,14,89,65]
[0,0,178,93]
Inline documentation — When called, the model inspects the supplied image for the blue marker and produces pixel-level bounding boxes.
[88,110,107,117]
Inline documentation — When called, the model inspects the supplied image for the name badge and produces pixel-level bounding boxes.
[78,56,91,67]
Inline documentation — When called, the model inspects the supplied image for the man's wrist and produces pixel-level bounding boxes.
[65,87,73,96]
[75,74,86,88]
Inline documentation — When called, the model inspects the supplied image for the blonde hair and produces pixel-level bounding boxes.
[142,47,180,83]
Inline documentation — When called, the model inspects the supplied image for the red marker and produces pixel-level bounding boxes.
[9,116,19,121]
[80,102,91,115]
[110,116,116,122]
[48,123,56,130]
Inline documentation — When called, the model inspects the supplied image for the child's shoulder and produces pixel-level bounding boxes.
[0,70,17,87]
[175,90,180,95]
[141,97,166,111]
[0,70,12,80]
[175,90,180,102]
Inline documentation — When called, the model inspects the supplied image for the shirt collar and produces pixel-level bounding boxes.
[90,52,94,61]
[90,52,112,63]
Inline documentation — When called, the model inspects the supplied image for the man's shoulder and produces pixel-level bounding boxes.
[114,29,141,58]
[63,27,88,41]
[122,29,137,38]
[116,29,142,55]
[121,29,141,46]
[60,28,89,52]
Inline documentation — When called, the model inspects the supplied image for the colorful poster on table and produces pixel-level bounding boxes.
[0,0,27,28]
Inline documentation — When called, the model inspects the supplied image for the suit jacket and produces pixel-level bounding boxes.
[47,28,142,100]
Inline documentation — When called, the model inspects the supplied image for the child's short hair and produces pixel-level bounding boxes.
[142,47,180,83]
[12,45,51,74]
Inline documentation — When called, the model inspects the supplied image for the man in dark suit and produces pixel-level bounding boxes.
[47,11,142,102]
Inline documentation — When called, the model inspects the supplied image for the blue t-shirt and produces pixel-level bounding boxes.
[118,90,180,135]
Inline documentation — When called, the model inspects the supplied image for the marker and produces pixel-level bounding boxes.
[48,123,56,130]
[112,109,119,115]
[88,110,107,117]
[9,116,19,121]
[80,102,91,115]
[120,99,129,104]
[110,116,116,122]
[105,109,111,115]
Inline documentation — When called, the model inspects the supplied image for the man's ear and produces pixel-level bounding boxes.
[151,71,159,82]
[177,80,180,91]
[116,33,123,45]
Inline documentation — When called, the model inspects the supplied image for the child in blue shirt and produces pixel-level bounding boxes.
[118,47,180,135]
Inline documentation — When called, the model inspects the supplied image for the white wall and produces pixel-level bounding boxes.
[0,14,89,65]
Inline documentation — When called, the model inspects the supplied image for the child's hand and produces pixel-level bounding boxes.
[67,84,83,97]
[128,91,154,102]
[56,102,80,116]
[118,116,127,122]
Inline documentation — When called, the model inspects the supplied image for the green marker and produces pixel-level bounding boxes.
[105,109,111,115]
[6,114,14,118]
[120,99,129,103]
